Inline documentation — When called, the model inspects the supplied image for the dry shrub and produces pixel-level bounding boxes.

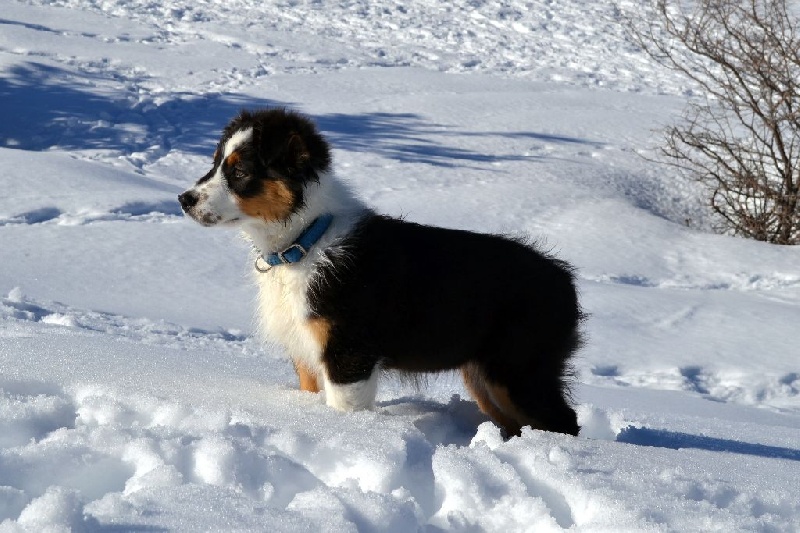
[627,0,800,244]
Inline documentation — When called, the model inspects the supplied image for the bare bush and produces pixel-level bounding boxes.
[626,0,800,244]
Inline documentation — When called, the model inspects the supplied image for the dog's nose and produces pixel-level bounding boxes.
[178,191,198,211]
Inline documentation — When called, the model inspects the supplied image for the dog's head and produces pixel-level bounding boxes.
[179,108,331,227]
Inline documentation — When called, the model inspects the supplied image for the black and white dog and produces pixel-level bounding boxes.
[179,108,583,437]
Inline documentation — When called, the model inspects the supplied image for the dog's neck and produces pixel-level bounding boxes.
[241,173,366,256]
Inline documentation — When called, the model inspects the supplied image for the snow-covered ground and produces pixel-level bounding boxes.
[1,1,799,531]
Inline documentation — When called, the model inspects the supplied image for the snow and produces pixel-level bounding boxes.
[1,0,799,531]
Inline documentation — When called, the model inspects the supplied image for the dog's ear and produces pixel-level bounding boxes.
[287,132,311,169]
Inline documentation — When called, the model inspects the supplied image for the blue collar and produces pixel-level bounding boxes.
[255,214,334,272]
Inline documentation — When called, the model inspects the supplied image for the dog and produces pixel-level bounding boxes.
[179,108,583,437]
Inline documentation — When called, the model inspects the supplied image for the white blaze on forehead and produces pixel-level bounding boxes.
[223,127,253,158]
[183,127,254,226]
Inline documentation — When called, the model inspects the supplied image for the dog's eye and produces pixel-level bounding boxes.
[234,167,248,180]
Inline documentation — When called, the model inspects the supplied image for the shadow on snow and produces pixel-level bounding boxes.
[0,62,281,156]
[1,61,602,167]
[617,426,800,462]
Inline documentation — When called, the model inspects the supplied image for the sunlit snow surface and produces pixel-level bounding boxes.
[1,1,799,531]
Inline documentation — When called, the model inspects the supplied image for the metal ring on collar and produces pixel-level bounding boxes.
[254,255,272,273]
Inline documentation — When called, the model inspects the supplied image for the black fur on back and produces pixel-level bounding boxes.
[308,213,584,436]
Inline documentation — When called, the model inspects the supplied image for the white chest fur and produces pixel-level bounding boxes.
[244,176,373,407]
[253,260,324,377]
[254,258,379,412]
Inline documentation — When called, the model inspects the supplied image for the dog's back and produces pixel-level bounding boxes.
[310,214,582,436]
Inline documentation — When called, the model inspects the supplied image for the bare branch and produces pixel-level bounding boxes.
[624,0,800,244]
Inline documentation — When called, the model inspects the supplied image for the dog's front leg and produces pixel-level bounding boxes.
[323,368,379,411]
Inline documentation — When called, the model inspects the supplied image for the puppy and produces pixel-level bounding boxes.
[179,108,583,437]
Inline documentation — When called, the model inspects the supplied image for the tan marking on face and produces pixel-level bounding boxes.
[293,359,320,393]
[225,151,240,168]
[236,180,295,222]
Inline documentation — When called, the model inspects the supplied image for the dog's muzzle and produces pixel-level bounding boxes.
[178,190,199,213]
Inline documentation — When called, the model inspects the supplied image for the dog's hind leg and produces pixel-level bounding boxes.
[461,363,523,437]
[505,334,581,436]
[479,320,581,436]
[512,384,580,436]
[464,351,580,437]
[475,375,579,437]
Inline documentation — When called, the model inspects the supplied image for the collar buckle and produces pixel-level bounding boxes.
[254,214,334,273]
[277,243,308,264]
